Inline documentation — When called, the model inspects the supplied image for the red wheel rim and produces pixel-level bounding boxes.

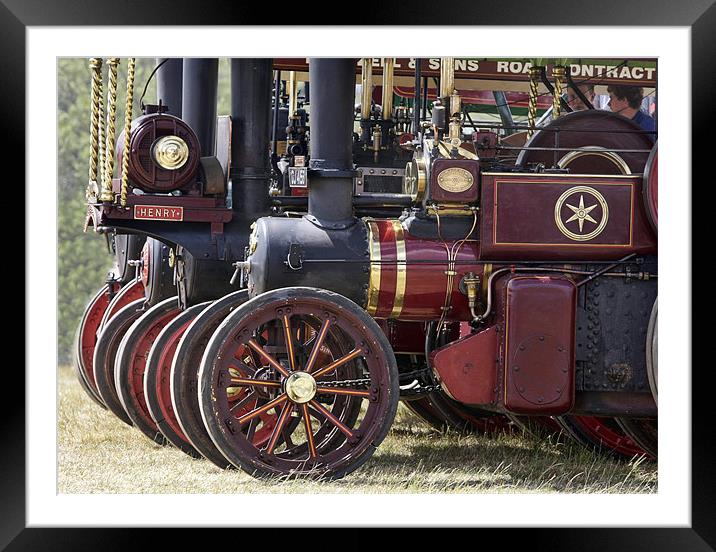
[562,415,649,458]
[170,291,250,469]
[199,288,398,479]
[101,279,145,329]
[76,283,120,405]
[154,321,197,445]
[115,297,182,444]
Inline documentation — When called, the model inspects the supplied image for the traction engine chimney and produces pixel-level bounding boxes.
[307,57,357,227]
[230,58,273,218]
[155,58,183,116]
[181,58,218,157]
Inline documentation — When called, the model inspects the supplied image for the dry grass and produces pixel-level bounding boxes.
[58,365,657,494]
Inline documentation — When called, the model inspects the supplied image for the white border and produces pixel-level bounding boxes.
[28,26,691,527]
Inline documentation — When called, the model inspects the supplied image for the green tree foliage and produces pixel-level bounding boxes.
[58,57,232,364]
[57,58,157,363]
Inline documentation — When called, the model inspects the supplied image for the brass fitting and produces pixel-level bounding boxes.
[440,57,455,101]
[463,271,481,321]
[372,126,382,162]
[381,58,394,120]
[360,58,373,120]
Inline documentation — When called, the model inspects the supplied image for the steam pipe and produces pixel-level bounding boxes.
[230,58,273,218]
[181,58,218,157]
[155,58,183,116]
[307,58,357,226]
[287,71,298,117]
[271,69,281,161]
[413,58,421,136]
[360,58,373,120]
[382,58,394,120]
[440,57,454,100]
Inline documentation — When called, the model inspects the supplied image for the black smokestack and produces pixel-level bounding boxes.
[230,58,273,218]
[181,58,218,157]
[307,58,357,226]
[155,58,183,116]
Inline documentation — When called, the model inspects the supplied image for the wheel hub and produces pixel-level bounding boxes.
[285,371,317,404]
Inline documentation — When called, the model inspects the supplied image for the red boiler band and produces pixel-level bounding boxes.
[365,219,486,321]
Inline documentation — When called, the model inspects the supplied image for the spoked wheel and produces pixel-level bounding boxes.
[616,418,658,458]
[74,282,121,408]
[99,279,145,329]
[144,302,211,458]
[115,296,182,444]
[557,415,649,458]
[199,287,399,480]
[172,291,300,467]
[171,290,251,469]
[93,298,146,426]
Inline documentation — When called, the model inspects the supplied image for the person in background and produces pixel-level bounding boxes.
[606,85,656,137]
[566,83,596,111]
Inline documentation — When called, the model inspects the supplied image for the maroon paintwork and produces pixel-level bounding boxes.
[116,113,201,193]
[89,190,232,228]
[429,158,479,203]
[503,276,576,415]
[643,143,658,232]
[479,173,657,260]
[378,320,427,354]
[430,326,498,406]
[370,219,481,321]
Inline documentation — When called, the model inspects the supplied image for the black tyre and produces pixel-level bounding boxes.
[145,302,210,458]
[115,296,181,445]
[198,287,400,480]
[93,298,146,426]
[170,290,250,469]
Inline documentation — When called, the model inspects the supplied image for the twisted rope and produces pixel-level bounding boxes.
[120,58,136,207]
[87,58,102,200]
[527,66,541,139]
[100,57,120,202]
[552,65,565,119]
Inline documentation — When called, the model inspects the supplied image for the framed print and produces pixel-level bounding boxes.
[7,0,708,548]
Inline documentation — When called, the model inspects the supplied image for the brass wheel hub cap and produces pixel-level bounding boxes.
[285,372,317,404]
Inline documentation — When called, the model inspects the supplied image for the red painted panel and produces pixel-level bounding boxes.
[430,326,498,406]
[503,276,576,415]
[479,173,657,260]
[429,158,479,203]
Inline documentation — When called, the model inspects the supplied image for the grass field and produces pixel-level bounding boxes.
[58,365,657,494]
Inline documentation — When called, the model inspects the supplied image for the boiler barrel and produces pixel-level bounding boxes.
[365,219,482,321]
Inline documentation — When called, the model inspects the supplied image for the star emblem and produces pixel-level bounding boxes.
[564,194,598,233]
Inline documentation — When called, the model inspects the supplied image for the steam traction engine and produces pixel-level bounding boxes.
[75,57,658,480]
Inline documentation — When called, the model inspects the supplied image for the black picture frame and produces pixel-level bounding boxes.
[10,0,707,549]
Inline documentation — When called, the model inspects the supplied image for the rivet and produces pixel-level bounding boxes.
[513,365,520,372]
